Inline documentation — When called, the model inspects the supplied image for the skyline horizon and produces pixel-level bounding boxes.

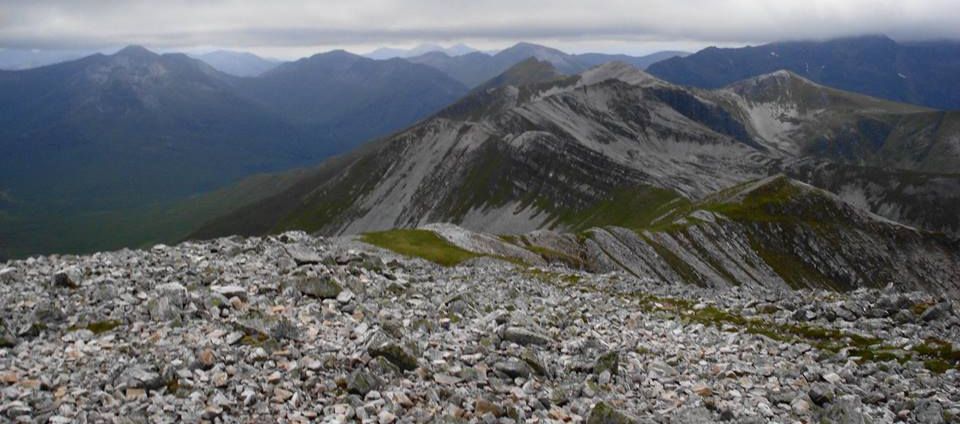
[3,32,956,64]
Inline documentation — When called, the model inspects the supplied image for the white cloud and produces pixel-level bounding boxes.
[0,0,957,57]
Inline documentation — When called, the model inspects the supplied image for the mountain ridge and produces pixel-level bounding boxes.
[185,61,960,295]
[648,35,960,109]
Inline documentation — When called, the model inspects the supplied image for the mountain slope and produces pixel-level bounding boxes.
[707,70,960,173]
[194,50,279,77]
[407,44,691,88]
[0,46,302,210]
[188,62,778,239]
[0,46,470,258]
[232,51,469,152]
[647,35,960,110]
[190,61,960,245]
[575,50,690,69]
[364,43,479,60]
[406,42,648,87]
[414,175,960,296]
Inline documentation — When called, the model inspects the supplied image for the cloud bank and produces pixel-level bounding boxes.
[1,0,958,55]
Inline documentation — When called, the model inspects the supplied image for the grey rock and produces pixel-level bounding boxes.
[211,285,247,301]
[494,360,531,379]
[348,369,383,396]
[521,348,548,377]
[367,333,418,371]
[922,302,953,321]
[119,365,165,391]
[286,245,322,265]
[587,401,636,424]
[297,275,342,299]
[809,383,836,406]
[501,326,551,346]
[914,399,945,424]
[51,268,81,288]
[594,351,619,376]
[0,267,16,283]
[0,319,15,348]
[820,396,867,424]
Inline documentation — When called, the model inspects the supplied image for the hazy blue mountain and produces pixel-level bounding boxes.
[407,42,690,87]
[575,50,690,69]
[364,43,479,60]
[194,50,279,77]
[232,50,468,152]
[0,46,469,258]
[647,35,960,109]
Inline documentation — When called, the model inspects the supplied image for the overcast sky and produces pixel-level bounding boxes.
[1,0,959,58]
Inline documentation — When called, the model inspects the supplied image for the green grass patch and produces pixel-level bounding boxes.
[554,187,690,232]
[68,320,123,335]
[521,243,588,269]
[360,229,482,267]
[523,268,582,286]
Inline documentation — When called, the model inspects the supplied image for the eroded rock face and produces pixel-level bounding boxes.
[0,231,957,422]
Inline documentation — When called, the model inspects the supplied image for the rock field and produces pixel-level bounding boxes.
[1,232,959,423]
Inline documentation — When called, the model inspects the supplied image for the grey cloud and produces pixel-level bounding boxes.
[1,0,958,51]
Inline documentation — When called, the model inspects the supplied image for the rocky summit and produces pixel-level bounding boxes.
[1,232,959,423]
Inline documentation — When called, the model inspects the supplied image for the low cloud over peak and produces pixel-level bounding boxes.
[1,0,958,55]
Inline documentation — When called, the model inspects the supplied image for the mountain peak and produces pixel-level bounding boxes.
[578,61,664,88]
[473,57,563,92]
[113,45,156,59]
[501,42,563,55]
[725,69,822,95]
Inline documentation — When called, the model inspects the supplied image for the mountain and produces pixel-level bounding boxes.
[0,45,299,210]
[364,43,479,60]
[575,50,690,69]
[647,35,960,110]
[187,61,960,293]
[410,174,960,295]
[407,43,693,88]
[405,42,590,87]
[231,50,468,151]
[0,46,469,259]
[194,50,279,77]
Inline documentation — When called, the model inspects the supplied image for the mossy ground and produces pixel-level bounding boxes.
[68,319,123,335]
[360,229,483,267]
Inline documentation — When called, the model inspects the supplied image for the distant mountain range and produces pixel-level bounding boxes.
[648,35,960,110]
[192,50,279,77]
[406,42,689,87]
[185,60,960,292]
[6,35,960,262]
[0,46,469,258]
[191,61,960,240]
[364,43,480,60]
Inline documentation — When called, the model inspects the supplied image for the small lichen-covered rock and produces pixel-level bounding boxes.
[594,351,619,376]
[118,365,165,391]
[367,333,418,371]
[587,401,636,424]
[820,395,867,424]
[0,318,15,348]
[51,268,81,289]
[494,360,531,379]
[347,369,383,396]
[500,326,551,346]
[296,275,342,299]
[285,244,322,265]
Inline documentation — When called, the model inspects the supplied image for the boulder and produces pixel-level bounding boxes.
[587,401,636,424]
[296,275,342,299]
